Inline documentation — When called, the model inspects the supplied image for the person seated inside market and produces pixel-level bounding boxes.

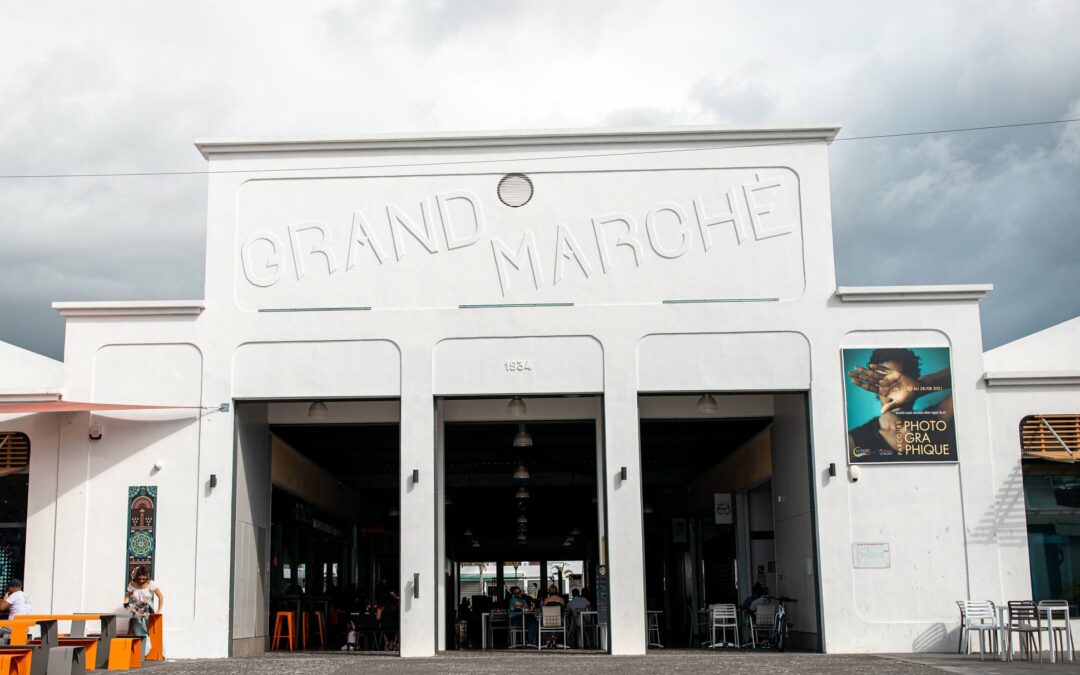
[741,582,768,614]
[542,584,566,607]
[566,588,591,647]
[507,586,538,647]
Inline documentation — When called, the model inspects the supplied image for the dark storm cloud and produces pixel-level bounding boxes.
[1,1,1078,360]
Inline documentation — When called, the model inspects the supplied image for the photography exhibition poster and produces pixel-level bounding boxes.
[843,347,957,464]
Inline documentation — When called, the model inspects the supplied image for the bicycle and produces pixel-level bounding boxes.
[772,597,797,651]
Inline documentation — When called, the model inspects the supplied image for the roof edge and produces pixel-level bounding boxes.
[53,300,206,318]
[984,370,1080,387]
[836,284,992,303]
[194,124,841,159]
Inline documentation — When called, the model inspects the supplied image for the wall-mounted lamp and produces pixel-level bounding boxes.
[828,463,837,477]
[307,401,329,420]
[413,573,420,599]
[152,460,165,472]
[619,466,628,481]
[209,474,218,488]
[88,422,103,441]
[696,393,719,415]
[412,469,420,484]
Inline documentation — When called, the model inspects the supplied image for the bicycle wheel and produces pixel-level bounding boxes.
[777,623,786,651]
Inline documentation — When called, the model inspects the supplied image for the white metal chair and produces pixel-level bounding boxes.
[1038,599,1076,662]
[539,606,568,649]
[749,600,778,648]
[710,604,739,649]
[506,610,526,648]
[962,600,1003,660]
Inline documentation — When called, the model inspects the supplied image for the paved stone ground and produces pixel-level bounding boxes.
[136,651,987,674]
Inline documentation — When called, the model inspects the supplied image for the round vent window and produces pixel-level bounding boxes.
[497,173,533,207]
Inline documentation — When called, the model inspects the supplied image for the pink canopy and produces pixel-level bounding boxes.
[0,401,195,413]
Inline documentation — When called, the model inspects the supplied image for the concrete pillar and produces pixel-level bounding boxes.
[399,347,436,657]
[603,342,647,654]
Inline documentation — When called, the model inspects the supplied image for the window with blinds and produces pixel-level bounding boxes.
[1021,415,1079,462]
[0,432,30,475]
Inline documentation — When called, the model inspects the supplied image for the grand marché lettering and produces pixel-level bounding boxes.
[240,176,795,296]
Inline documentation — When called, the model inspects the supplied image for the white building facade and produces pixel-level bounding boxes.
[1,126,1073,659]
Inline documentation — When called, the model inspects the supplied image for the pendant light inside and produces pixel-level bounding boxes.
[507,396,528,417]
[388,506,399,517]
[516,487,530,499]
[513,461,530,480]
[307,401,329,420]
[570,528,581,536]
[696,393,719,415]
[463,528,473,537]
[513,423,533,447]
[472,540,480,548]
[517,533,527,541]
[643,503,654,514]
[517,514,528,524]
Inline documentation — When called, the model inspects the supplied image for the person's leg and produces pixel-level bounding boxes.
[527,614,538,647]
[132,616,150,656]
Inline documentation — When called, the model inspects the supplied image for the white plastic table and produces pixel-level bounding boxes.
[1041,604,1075,664]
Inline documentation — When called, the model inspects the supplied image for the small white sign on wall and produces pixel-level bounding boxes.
[714,493,733,524]
[852,543,891,569]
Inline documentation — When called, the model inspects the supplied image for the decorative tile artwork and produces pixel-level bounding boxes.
[127,486,157,585]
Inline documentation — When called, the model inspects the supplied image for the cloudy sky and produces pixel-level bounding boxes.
[1,1,1078,361]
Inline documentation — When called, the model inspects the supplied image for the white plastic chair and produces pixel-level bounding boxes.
[539,606,567,649]
[750,600,778,648]
[1038,599,1076,662]
[710,604,739,649]
[962,600,1003,660]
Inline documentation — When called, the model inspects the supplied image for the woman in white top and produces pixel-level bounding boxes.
[124,566,164,656]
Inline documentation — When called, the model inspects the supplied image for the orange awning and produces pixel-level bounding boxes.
[0,401,196,414]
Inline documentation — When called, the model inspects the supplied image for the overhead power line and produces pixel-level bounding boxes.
[0,116,1077,180]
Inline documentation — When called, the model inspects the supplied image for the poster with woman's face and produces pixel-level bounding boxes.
[842,347,957,464]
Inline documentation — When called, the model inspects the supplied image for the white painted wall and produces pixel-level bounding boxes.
[24,126,1024,658]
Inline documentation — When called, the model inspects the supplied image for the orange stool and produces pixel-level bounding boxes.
[107,636,143,670]
[311,611,325,648]
[271,612,296,651]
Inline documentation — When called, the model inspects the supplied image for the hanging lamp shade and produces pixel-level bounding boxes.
[513,424,533,447]
[517,533,527,541]
[517,514,528,524]
[388,506,399,517]
[643,504,654,514]
[463,528,473,537]
[507,396,528,417]
[307,401,329,420]
[516,487,530,499]
[513,462,530,480]
[696,393,718,414]
[570,528,581,536]
[472,540,480,548]
[563,539,572,547]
